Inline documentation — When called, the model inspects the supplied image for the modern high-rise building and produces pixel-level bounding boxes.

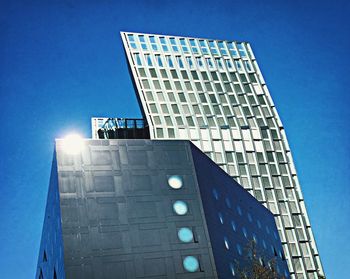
[119,31,324,279]
[36,139,289,278]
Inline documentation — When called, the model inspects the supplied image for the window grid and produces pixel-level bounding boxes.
[122,32,325,278]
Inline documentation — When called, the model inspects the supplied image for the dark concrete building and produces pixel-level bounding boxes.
[36,139,289,278]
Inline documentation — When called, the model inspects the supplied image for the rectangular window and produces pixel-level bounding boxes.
[196,57,204,68]
[180,38,189,53]
[209,41,218,55]
[189,39,199,54]
[186,57,194,69]
[134,53,142,66]
[169,38,179,52]
[235,60,242,72]
[225,59,233,69]
[149,36,158,51]
[237,43,247,57]
[218,41,228,55]
[172,104,180,114]
[127,34,137,49]
[244,61,252,71]
[206,58,214,69]
[228,42,238,57]
[176,56,184,68]
[145,54,152,66]
[159,37,168,51]
[164,80,172,90]
[128,34,135,42]
[139,35,147,50]
[216,58,224,69]
[249,73,257,83]
[166,55,174,67]
[155,54,163,67]
[199,40,209,54]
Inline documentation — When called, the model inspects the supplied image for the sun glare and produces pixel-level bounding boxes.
[61,134,84,155]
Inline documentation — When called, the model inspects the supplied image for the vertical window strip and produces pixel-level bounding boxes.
[229,42,238,57]
[209,41,219,55]
[180,38,189,53]
[170,38,179,52]
[134,53,142,66]
[199,40,209,54]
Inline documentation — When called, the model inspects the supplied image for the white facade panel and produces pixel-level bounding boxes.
[121,31,324,278]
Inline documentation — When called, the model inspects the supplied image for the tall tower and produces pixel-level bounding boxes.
[121,31,324,279]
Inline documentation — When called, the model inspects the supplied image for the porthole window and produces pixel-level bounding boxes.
[168,175,183,189]
[173,201,188,215]
[212,188,219,200]
[178,227,194,243]
[183,256,199,272]
[224,237,230,249]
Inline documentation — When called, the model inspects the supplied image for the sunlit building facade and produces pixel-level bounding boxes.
[120,31,324,279]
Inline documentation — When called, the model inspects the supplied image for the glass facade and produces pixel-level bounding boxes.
[121,31,324,279]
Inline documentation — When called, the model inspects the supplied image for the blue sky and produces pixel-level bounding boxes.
[0,0,349,278]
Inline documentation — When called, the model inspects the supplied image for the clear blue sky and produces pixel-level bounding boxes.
[0,0,349,278]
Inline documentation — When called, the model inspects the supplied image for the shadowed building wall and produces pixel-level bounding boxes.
[36,139,289,278]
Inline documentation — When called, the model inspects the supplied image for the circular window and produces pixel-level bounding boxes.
[168,175,183,189]
[178,227,194,243]
[173,201,188,215]
[183,256,199,272]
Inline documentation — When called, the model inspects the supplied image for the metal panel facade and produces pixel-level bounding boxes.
[37,139,290,278]
[55,139,217,278]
